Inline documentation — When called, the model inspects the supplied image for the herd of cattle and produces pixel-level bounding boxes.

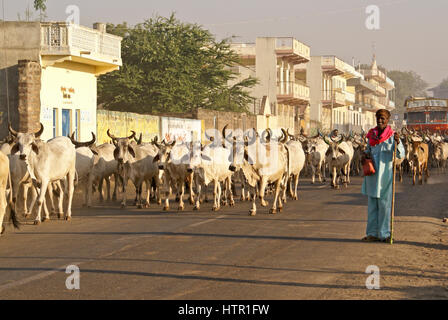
[0,123,446,236]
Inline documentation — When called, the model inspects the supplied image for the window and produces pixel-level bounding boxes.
[62,109,71,137]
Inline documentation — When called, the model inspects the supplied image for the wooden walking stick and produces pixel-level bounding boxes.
[390,139,398,244]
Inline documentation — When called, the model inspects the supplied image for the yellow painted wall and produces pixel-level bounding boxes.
[40,63,97,141]
[97,110,159,144]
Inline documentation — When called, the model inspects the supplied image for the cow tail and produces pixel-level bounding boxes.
[7,170,20,229]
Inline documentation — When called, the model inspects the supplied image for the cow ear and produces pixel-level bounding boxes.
[325,149,331,156]
[419,146,425,153]
[11,143,19,155]
[128,146,135,158]
[338,148,346,154]
[31,142,39,155]
[90,149,98,156]
[113,148,119,160]
[311,146,316,153]
[201,154,212,161]
[153,154,160,163]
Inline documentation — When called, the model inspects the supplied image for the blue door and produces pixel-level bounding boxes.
[62,109,71,137]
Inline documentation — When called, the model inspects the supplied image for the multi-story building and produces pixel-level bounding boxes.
[230,37,310,135]
[304,56,362,133]
[0,21,122,140]
[355,56,396,131]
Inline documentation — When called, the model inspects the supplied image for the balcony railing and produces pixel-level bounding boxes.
[361,68,386,82]
[40,22,122,65]
[321,56,345,75]
[375,84,387,96]
[344,91,355,104]
[275,37,310,63]
[322,90,345,107]
[277,81,310,103]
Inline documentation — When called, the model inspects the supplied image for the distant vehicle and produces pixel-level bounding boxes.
[404,97,448,132]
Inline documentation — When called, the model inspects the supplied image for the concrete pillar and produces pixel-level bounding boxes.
[17,60,41,133]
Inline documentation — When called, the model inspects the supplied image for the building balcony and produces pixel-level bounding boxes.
[322,90,345,108]
[346,77,376,93]
[275,37,310,64]
[231,43,256,65]
[344,91,355,104]
[384,76,395,90]
[362,68,386,83]
[40,22,122,75]
[277,81,310,105]
[321,56,345,76]
[375,84,387,97]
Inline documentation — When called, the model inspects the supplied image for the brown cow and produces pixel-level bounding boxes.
[409,140,429,185]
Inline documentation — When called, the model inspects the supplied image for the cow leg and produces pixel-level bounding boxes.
[178,180,185,211]
[270,179,282,214]
[322,162,326,182]
[227,177,235,207]
[249,185,257,216]
[86,174,93,208]
[293,174,299,200]
[121,173,128,209]
[194,181,201,210]
[55,181,64,218]
[112,174,118,201]
[34,179,49,225]
[64,169,75,221]
[259,176,269,207]
[188,173,195,205]
[98,177,105,202]
[311,165,316,184]
[26,186,38,218]
[20,183,30,216]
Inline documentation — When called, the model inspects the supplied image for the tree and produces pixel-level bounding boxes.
[33,0,47,22]
[387,70,428,112]
[437,77,448,89]
[98,14,257,114]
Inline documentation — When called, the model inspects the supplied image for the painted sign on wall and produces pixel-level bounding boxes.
[97,110,159,144]
[160,117,201,142]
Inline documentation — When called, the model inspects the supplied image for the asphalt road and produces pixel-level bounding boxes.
[0,174,447,300]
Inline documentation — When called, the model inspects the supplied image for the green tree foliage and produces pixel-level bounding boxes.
[98,14,257,114]
[387,70,428,112]
[437,77,448,89]
[33,0,47,21]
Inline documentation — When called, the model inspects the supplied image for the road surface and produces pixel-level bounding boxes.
[0,174,447,299]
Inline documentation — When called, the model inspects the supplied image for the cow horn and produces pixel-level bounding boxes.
[134,133,142,145]
[34,123,44,138]
[267,128,272,141]
[107,129,118,141]
[170,140,176,147]
[323,135,331,145]
[8,122,18,137]
[70,132,96,148]
[127,131,136,140]
[222,124,229,141]
[280,128,288,144]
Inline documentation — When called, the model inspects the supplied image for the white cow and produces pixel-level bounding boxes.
[322,133,354,189]
[9,124,76,224]
[229,128,289,216]
[191,141,234,211]
[0,151,19,236]
[283,129,306,201]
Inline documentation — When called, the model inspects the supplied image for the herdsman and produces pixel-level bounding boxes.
[361,109,405,242]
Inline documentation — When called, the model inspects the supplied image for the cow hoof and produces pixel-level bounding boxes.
[157,200,162,205]
[193,206,199,211]
[23,213,30,219]
[65,216,71,221]
[42,217,50,222]
[261,201,269,207]
[269,208,277,214]
[189,199,195,205]
[137,204,143,209]
[175,197,180,202]
[249,210,256,216]
[144,203,150,208]
[121,204,126,209]
[34,220,41,225]
[1,226,5,234]
[230,200,235,207]
[163,206,169,211]
[278,206,283,212]
[204,199,209,203]
[178,206,184,211]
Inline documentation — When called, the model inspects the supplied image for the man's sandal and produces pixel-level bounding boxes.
[361,235,380,242]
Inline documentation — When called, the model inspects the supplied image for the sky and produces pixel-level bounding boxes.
[3,0,448,88]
